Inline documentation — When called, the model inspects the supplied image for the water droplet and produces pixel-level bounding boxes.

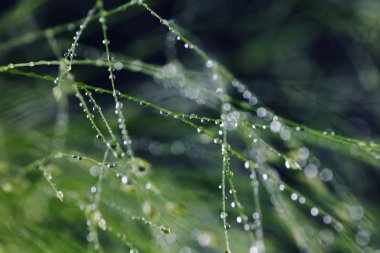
[43,171,52,180]
[72,155,82,160]
[320,168,333,182]
[223,103,231,111]
[270,120,281,133]
[107,163,116,168]
[216,87,223,94]
[214,138,222,144]
[122,176,128,185]
[284,159,301,170]
[159,110,169,116]
[139,101,148,107]
[113,90,121,96]
[256,107,267,118]
[161,19,168,25]
[159,225,171,235]
[98,218,107,231]
[323,215,332,224]
[280,129,291,141]
[356,230,370,246]
[56,191,64,201]
[249,246,259,253]
[220,212,228,219]
[304,164,318,178]
[348,205,364,221]
[252,212,260,220]
[310,207,319,216]
[115,102,123,109]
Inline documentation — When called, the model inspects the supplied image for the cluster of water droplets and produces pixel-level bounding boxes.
[9,0,377,252]
[38,163,65,202]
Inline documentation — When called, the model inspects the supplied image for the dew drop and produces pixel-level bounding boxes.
[214,138,221,144]
[56,191,64,201]
[270,120,281,133]
[215,87,223,95]
[256,107,267,118]
[98,218,107,231]
[348,205,364,221]
[139,101,148,107]
[161,19,168,25]
[323,215,332,224]
[43,171,52,180]
[356,230,370,246]
[159,225,171,235]
[249,246,259,253]
[320,168,333,182]
[310,207,319,216]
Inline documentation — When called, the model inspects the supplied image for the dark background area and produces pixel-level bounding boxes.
[2,0,380,139]
[1,0,380,252]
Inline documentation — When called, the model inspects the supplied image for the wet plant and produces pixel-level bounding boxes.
[0,0,380,252]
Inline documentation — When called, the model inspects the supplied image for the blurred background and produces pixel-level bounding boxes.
[1,0,380,252]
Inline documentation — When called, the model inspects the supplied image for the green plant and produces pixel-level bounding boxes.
[0,0,379,252]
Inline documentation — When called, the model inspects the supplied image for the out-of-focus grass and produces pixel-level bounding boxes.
[1,0,380,252]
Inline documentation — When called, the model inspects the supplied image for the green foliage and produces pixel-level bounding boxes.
[0,0,379,252]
